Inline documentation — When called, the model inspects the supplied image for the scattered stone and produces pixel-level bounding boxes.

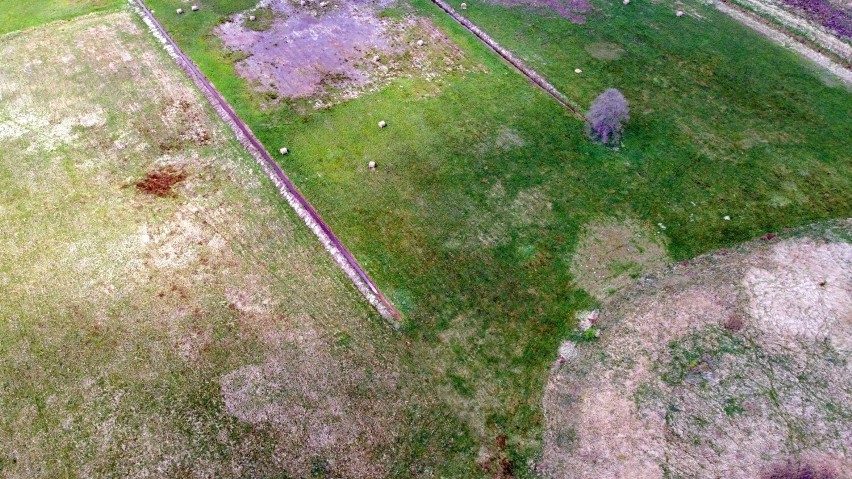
[378,120,387,128]
[574,68,582,73]
[279,147,289,155]
[461,2,468,9]
[368,161,377,169]
[416,39,425,47]
[577,309,600,331]
[676,10,685,16]
[724,215,731,221]
[176,8,184,14]
[191,5,199,12]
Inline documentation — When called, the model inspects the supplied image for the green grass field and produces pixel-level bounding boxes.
[140,0,852,475]
[0,0,121,34]
[2,0,850,475]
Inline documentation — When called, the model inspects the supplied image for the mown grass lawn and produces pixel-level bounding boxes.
[143,0,851,474]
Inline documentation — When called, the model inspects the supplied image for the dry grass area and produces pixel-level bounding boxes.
[0,10,405,477]
[542,220,852,478]
[569,217,669,299]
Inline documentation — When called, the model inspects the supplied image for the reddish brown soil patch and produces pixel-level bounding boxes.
[136,167,187,197]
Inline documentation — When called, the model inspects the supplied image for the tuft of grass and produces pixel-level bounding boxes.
[242,7,277,31]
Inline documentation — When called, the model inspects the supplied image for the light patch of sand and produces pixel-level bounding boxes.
[542,222,852,478]
[745,239,852,350]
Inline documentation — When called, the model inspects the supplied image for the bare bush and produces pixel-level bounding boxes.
[586,88,630,145]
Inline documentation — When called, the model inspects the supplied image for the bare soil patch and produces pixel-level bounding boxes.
[569,217,669,300]
[135,166,187,197]
[585,41,624,61]
[220,325,404,478]
[542,220,852,478]
[215,0,469,105]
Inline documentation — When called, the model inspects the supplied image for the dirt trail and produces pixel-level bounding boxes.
[129,0,401,322]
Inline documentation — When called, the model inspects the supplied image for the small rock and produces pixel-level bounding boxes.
[558,341,577,362]
[460,2,468,9]
[574,68,582,73]
[577,309,599,331]
[176,8,184,14]
[416,39,425,47]
[378,120,387,128]
[723,215,731,221]
[191,5,199,11]
[319,1,329,6]
[658,223,667,230]
[368,161,377,169]
[249,15,257,21]
[676,10,685,16]
[300,0,306,5]
[279,147,289,155]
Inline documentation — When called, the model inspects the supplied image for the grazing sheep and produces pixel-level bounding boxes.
[279,147,289,155]
[176,8,184,14]
[378,120,387,128]
[368,161,377,169]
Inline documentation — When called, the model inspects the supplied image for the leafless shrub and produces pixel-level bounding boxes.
[586,88,630,145]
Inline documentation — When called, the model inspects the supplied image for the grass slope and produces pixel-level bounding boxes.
[100,0,852,475]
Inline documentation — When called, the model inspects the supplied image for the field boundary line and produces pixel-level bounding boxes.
[128,0,402,323]
[716,0,852,85]
[430,0,588,120]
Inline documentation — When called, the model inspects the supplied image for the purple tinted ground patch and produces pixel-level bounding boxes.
[216,0,399,98]
[781,0,852,38]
